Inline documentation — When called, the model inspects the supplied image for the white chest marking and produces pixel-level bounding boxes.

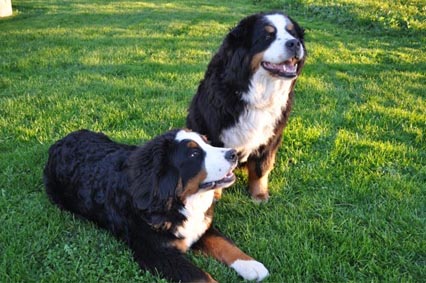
[220,69,293,162]
[174,190,214,249]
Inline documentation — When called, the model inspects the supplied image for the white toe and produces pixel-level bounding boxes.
[230,259,269,281]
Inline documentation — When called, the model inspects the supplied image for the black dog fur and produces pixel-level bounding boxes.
[187,12,306,200]
[44,129,268,282]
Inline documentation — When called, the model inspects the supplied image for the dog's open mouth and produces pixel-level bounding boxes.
[199,171,236,190]
[261,58,298,78]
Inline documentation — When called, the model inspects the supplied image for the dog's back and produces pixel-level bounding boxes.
[44,130,136,232]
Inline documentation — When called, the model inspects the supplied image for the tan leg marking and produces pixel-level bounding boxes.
[247,161,271,201]
[196,230,252,266]
[194,228,269,281]
[248,173,270,201]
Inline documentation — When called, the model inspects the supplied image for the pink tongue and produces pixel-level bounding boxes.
[281,63,296,73]
[266,62,296,73]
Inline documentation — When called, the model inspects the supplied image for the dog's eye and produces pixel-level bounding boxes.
[265,32,274,40]
[189,149,201,158]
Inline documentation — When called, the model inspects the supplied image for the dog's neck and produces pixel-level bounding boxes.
[242,69,294,109]
[174,190,215,250]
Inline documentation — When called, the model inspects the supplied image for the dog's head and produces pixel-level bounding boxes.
[220,12,306,86]
[173,130,238,192]
[127,129,237,227]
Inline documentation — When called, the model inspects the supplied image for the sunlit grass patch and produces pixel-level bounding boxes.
[1,0,425,282]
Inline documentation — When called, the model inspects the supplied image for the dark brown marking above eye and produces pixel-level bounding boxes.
[264,25,275,34]
[187,141,199,149]
[286,23,294,31]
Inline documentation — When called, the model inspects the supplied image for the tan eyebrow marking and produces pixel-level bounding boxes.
[264,25,275,33]
[187,141,199,148]
[286,23,294,31]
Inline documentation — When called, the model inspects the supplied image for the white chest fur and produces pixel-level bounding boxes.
[174,190,214,249]
[220,70,293,162]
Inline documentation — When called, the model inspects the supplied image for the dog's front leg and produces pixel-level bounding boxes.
[193,227,269,282]
[246,150,277,201]
[130,243,216,283]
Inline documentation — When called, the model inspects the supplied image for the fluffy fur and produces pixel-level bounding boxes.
[187,12,306,201]
[44,129,268,282]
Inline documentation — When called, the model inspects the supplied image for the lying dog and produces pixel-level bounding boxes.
[187,12,306,201]
[44,129,269,282]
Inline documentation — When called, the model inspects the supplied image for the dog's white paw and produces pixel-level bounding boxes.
[230,259,269,281]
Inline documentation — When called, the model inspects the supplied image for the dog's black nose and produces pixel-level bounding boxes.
[225,149,238,163]
[285,39,301,52]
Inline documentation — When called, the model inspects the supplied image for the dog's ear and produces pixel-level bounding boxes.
[228,14,258,44]
[223,47,251,87]
[151,164,182,211]
[127,130,182,216]
[221,15,260,88]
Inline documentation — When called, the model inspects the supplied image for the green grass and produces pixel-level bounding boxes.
[1,0,425,282]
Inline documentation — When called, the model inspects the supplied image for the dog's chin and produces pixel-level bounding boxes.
[198,172,236,191]
[261,59,299,79]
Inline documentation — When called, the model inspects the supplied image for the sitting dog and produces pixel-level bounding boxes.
[44,129,269,282]
[187,12,306,201]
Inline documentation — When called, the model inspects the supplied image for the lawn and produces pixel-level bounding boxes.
[1,0,425,282]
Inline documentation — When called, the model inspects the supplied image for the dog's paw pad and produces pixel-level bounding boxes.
[231,259,269,281]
